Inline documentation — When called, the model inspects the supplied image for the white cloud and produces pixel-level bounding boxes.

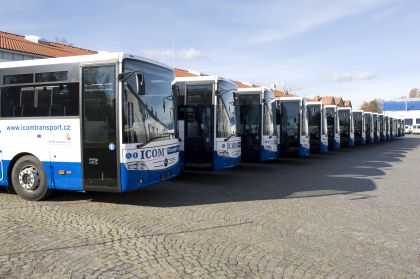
[332,70,377,82]
[142,48,208,61]
[224,0,393,44]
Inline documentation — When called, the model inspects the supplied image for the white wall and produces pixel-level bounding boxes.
[384,110,420,125]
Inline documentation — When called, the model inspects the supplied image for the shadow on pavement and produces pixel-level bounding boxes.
[2,137,420,207]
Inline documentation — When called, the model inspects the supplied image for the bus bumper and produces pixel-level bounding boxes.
[120,163,181,192]
[213,152,241,170]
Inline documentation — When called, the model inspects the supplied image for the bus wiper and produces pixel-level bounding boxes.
[137,133,177,148]
[269,133,278,138]
[224,132,241,141]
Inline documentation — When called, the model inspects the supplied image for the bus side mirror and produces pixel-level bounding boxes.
[136,73,145,95]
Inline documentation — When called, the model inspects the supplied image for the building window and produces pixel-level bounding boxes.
[416,118,420,124]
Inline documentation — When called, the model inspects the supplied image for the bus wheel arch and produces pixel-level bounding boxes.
[8,153,52,201]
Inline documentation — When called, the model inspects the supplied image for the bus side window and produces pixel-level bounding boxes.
[1,87,21,117]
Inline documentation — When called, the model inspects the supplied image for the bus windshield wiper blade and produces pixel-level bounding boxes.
[137,133,176,148]
[224,132,240,141]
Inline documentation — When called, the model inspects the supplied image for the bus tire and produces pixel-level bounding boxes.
[11,155,51,201]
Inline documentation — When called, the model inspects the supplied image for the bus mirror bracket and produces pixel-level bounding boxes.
[136,72,145,95]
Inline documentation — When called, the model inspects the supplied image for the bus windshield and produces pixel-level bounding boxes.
[216,80,237,138]
[263,90,276,137]
[326,107,335,137]
[281,101,299,138]
[353,112,363,134]
[122,59,175,144]
[339,110,350,135]
[308,105,321,138]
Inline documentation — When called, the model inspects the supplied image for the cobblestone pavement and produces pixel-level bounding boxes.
[1,136,420,278]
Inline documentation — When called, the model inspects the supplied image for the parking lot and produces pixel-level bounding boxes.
[1,136,419,278]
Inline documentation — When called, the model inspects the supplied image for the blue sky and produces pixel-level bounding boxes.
[1,0,419,107]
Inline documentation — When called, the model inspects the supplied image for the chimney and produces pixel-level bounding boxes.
[24,35,50,45]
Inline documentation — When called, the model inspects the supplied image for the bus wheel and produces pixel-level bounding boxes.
[11,155,51,201]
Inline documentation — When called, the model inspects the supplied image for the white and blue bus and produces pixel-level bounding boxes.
[352,110,366,145]
[325,105,340,150]
[278,97,310,157]
[364,112,374,144]
[0,52,180,200]
[384,115,390,140]
[372,113,380,143]
[175,75,241,170]
[378,113,386,141]
[307,102,328,153]
[337,107,354,147]
[237,86,278,161]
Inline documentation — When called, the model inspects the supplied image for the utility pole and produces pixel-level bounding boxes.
[172,34,175,68]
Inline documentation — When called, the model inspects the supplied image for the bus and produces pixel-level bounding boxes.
[401,119,405,136]
[237,86,278,161]
[352,110,366,144]
[0,52,181,200]
[372,113,380,143]
[397,119,402,137]
[392,118,398,139]
[278,97,310,157]
[307,102,328,153]
[325,105,340,150]
[175,75,241,170]
[389,117,395,139]
[384,115,390,140]
[378,113,385,141]
[337,107,354,147]
[364,112,374,143]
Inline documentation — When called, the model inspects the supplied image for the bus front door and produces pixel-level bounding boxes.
[81,65,118,190]
[184,85,214,169]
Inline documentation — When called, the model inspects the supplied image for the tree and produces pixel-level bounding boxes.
[409,88,420,98]
[360,98,384,113]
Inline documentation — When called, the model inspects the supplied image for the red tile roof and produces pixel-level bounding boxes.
[273,89,291,97]
[311,96,347,106]
[334,97,344,107]
[174,68,204,77]
[318,96,335,105]
[232,80,255,89]
[0,31,96,57]
[343,100,352,107]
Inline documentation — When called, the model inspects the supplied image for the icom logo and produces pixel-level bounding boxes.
[126,148,166,160]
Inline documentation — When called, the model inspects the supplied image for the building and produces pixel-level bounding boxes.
[309,96,345,107]
[343,100,352,108]
[0,31,96,62]
[383,98,420,126]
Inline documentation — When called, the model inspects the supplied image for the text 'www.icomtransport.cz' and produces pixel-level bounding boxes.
[6,124,71,131]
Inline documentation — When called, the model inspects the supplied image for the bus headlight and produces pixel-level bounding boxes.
[125,162,149,170]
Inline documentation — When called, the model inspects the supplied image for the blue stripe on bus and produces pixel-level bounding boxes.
[299,145,310,157]
[260,147,278,161]
[213,152,241,170]
[320,143,328,153]
[0,160,83,190]
[120,163,180,192]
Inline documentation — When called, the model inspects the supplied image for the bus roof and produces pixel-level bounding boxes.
[237,87,267,94]
[307,101,323,106]
[0,52,172,71]
[337,107,352,111]
[174,75,234,86]
[277,96,304,102]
